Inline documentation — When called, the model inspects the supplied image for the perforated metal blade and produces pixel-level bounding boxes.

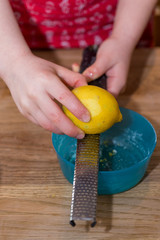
[70,46,106,227]
[70,134,99,227]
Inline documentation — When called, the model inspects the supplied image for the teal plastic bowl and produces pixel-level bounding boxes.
[52,107,157,195]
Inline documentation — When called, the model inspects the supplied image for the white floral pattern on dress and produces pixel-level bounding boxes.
[61,41,71,48]
[94,35,103,45]
[79,40,88,47]
[45,1,55,14]
[59,0,70,14]
[45,30,54,43]
[29,16,37,26]
[106,4,113,12]
[9,0,118,48]
[25,0,36,11]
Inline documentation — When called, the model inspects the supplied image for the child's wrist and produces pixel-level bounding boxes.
[109,33,136,55]
[0,49,32,81]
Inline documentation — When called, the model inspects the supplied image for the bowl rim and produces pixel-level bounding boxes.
[52,107,157,174]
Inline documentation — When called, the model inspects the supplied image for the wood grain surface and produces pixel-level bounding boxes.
[0,48,160,240]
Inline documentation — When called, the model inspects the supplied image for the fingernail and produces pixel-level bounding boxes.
[83,71,95,80]
[76,132,85,139]
[81,113,90,122]
[72,63,80,72]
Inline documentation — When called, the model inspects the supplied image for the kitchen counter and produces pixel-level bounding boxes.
[0,48,160,240]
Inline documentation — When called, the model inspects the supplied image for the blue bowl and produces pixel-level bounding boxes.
[52,107,157,195]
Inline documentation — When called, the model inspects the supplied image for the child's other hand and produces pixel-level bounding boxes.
[4,54,90,138]
[83,37,132,98]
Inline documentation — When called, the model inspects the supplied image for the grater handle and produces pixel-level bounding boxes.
[79,45,107,90]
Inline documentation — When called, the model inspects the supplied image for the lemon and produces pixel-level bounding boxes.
[63,85,122,134]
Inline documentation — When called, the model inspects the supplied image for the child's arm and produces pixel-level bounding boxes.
[0,0,90,138]
[83,0,157,97]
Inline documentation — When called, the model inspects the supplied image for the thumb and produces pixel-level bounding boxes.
[82,54,109,81]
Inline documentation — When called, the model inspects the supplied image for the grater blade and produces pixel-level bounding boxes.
[70,45,106,227]
[70,134,100,227]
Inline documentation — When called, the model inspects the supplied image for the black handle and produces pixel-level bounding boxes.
[79,45,107,90]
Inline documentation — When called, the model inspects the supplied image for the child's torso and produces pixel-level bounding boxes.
[10,0,118,48]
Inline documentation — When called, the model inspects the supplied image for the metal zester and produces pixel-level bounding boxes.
[70,46,106,227]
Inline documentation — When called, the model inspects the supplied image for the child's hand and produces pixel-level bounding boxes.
[83,37,132,98]
[4,54,90,138]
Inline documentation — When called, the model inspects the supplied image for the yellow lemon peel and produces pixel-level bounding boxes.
[63,85,122,134]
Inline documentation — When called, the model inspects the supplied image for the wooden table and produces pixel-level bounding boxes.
[0,48,160,240]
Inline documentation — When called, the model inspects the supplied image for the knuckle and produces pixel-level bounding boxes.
[27,88,37,100]
[20,98,30,114]
[57,90,71,102]
[49,111,61,123]
[92,66,100,76]
[65,128,78,138]
[75,72,84,78]
[36,71,55,86]
[37,71,51,81]
[74,79,86,87]
[72,74,86,87]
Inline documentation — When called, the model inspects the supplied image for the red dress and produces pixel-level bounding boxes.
[9,0,153,49]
